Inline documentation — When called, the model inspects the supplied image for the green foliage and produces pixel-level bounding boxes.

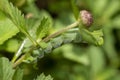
[0,0,27,33]
[70,0,79,20]
[4,39,20,53]
[0,57,53,80]
[0,11,19,45]
[0,0,37,46]
[9,0,26,7]
[36,17,51,41]
[0,57,14,80]
[80,28,103,46]
[13,68,23,80]
[0,0,120,80]
[35,73,53,80]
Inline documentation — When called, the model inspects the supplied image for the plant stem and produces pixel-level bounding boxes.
[26,33,38,46]
[42,21,79,42]
[12,39,26,63]
[13,21,80,68]
[13,55,26,68]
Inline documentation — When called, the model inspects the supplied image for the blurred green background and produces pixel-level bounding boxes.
[0,0,120,80]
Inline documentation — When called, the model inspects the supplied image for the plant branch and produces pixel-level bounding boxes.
[26,33,38,46]
[13,55,26,68]
[42,21,79,42]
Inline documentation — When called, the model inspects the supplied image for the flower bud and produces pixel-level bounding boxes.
[80,10,93,27]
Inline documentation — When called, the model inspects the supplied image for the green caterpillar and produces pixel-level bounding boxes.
[24,28,83,63]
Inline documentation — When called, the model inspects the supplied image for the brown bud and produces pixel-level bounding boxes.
[80,10,93,27]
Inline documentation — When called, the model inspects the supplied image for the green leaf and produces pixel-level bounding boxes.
[103,0,120,19]
[5,39,20,52]
[0,57,15,80]
[91,29,104,45]
[62,44,89,66]
[12,68,23,80]
[0,11,19,45]
[79,28,104,46]
[9,0,26,7]
[103,27,119,67]
[71,0,79,20]
[36,17,51,40]
[0,0,27,33]
[112,16,120,29]
[39,41,48,49]
[0,0,37,46]
[110,73,120,80]
[92,0,108,15]
[35,73,53,80]
[89,46,105,76]
[97,68,118,80]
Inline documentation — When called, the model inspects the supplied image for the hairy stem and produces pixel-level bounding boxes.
[13,55,26,68]
[42,21,79,42]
